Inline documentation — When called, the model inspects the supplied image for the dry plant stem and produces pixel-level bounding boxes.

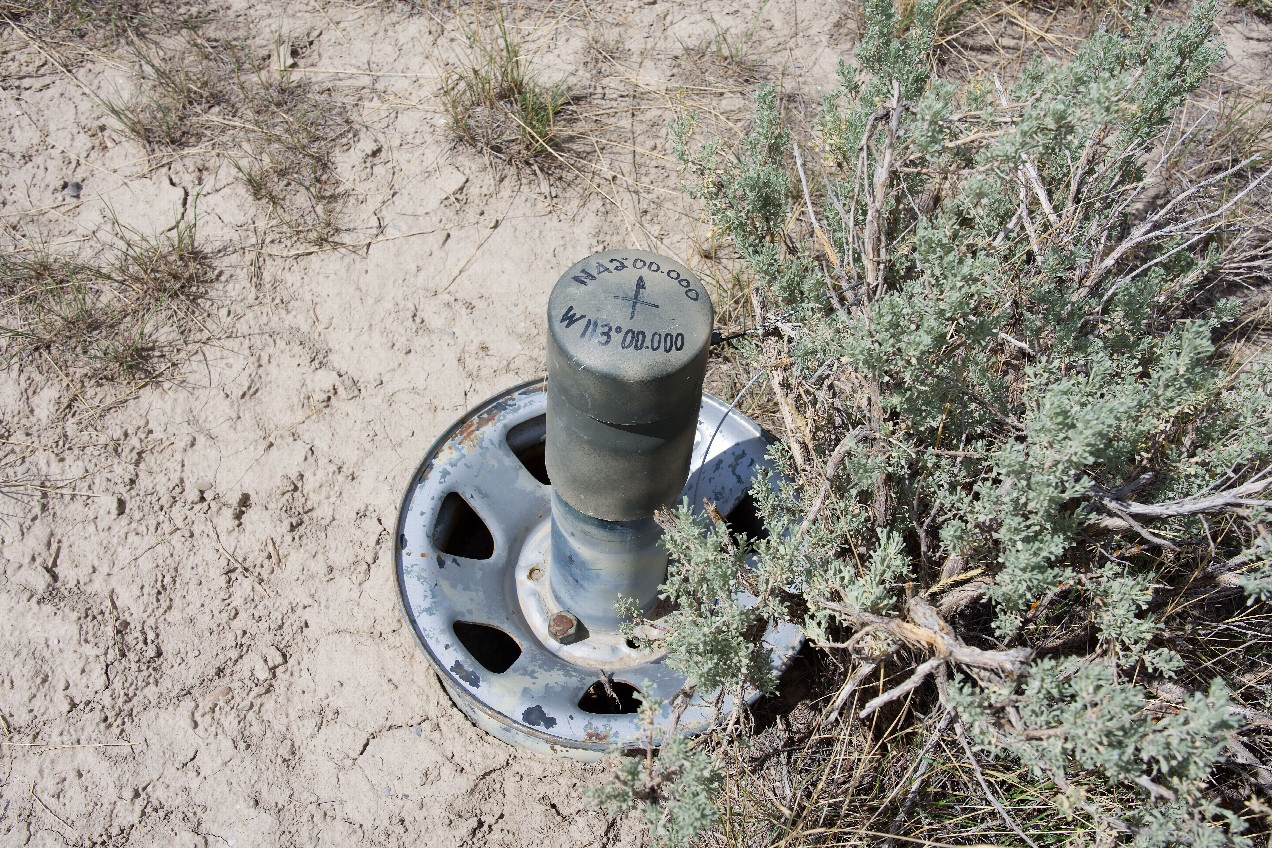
[703,499,736,554]
[994,74,1059,228]
[1086,474,1272,533]
[955,719,1041,848]
[824,659,880,724]
[793,140,839,267]
[750,287,809,473]
[859,657,944,718]
[668,684,696,735]
[853,86,904,527]
[1083,156,1272,301]
[30,783,73,832]
[860,83,901,301]
[820,595,1030,718]
[1225,733,1272,791]
[937,672,1137,836]
[874,710,954,842]
[797,427,867,540]
[597,668,616,702]
[1,740,137,749]
[1150,680,1272,789]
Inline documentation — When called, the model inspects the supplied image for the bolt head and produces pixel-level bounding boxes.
[548,612,579,642]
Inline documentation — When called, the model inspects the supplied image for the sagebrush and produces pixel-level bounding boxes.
[595,1,1272,845]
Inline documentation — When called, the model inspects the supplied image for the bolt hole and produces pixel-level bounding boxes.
[506,415,550,486]
[452,621,521,673]
[723,492,767,542]
[432,492,495,560]
[624,638,639,650]
[578,680,642,715]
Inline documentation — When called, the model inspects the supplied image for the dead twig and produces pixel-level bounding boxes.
[860,657,944,718]
[824,660,880,725]
[1086,475,1271,535]
[956,719,1042,848]
[703,499,736,554]
[797,427,867,540]
[31,783,74,833]
[822,595,1031,719]
[794,140,839,267]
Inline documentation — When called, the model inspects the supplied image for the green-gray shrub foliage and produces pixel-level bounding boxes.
[604,0,1272,844]
[634,503,779,696]
[589,695,723,848]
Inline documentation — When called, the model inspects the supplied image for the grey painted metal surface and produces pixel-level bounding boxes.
[545,250,712,519]
[394,379,803,761]
[545,249,712,636]
[548,492,667,633]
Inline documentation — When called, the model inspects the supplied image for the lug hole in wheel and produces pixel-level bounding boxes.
[578,680,642,715]
[433,492,495,560]
[506,415,550,486]
[452,622,521,673]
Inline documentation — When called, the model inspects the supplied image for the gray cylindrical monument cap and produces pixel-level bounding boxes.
[546,249,713,521]
[546,250,713,427]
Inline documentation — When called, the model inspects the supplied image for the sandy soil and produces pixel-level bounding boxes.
[0,1,1268,846]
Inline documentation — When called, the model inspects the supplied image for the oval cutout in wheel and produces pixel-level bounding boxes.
[453,621,521,673]
[578,680,642,714]
[506,415,550,486]
[433,492,495,560]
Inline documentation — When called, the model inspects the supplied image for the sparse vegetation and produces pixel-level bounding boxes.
[7,0,352,240]
[0,207,215,384]
[440,7,575,163]
[1234,0,1272,20]
[102,36,240,150]
[0,0,206,44]
[102,29,353,242]
[694,9,768,84]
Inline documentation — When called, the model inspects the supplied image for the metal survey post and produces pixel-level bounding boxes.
[393,250,802,760]
[545,249,713,635]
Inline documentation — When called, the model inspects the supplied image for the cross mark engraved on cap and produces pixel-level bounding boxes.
[613,275,660,321]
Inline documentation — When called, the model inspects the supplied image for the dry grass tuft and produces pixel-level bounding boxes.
[1234,0,1272,18]
[0,0,210,47]
[102,29,354,242]
[440,7,576,164]
[691,12,768,85]
[104,34,240,149]
[0,209,216,384]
